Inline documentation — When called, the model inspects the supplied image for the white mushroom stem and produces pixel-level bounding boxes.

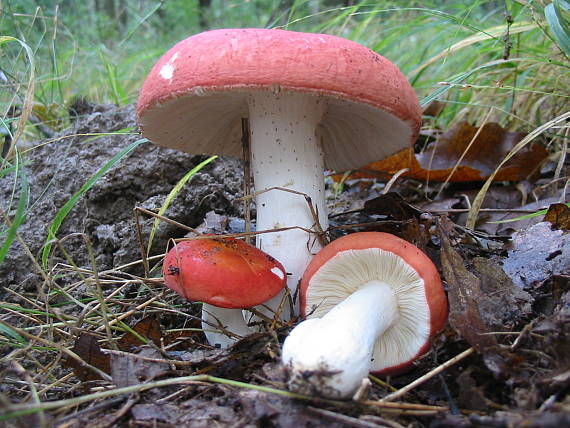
[200,92,330,348]
[201,304,253,349]
[281,281,399,399]
[248,92,329,318]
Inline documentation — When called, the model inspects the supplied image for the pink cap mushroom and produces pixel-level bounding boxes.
[138,29,421,321]
[163,237,286,347]
[281,232,448,398]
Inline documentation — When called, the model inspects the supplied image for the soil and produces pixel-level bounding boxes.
[1,103,569,427]
[0,103,244,296]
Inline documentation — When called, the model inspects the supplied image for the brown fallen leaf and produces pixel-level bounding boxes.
[362,192,422,221]
[502,222,570,288]
[438,221,498,352]
[131,403,181,425]
[118,316,162,350]
[437,218,509,376]
[457,368,489,411]
[472,257,533,331]
[423,100,445,117]
[65,333,111,382]
[346,122,547,182]
[65,317,163,382]
[544,203,570,231]
[110,347,170,387]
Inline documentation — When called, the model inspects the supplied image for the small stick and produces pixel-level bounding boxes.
[241,118,252,245]
[134,206,201,235]
[94,293,164,332]
[380,347,475,402]
[134,207,150,277]
[238,185,327,247]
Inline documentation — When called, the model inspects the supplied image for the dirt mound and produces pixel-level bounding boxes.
[0,104,243,296]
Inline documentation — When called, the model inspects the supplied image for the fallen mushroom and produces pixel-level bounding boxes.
[137,29,421,322]
[281,232,448,399]
[163,237,286,348]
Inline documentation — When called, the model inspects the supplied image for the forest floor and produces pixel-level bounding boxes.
[0,103,569,427]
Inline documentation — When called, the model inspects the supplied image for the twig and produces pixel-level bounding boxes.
[380,347,475,402]
[134,206,200,235]
[134,207,150,277]
[94,292,164,332]
[306,406,379,427]
[237,186,328,247]
[1,322,112,383]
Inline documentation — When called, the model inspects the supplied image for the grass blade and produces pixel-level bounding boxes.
[410,21,538,78]
[488,202,570,224]
[0,36,35,159]
[545,0,570,57]
[0,150,29,265]
[97,48,128,105]
[466,111,570,230]
[0,321,27,345]
[41,138,147,269]
[146,155,217,256]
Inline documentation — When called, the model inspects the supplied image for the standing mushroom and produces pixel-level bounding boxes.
[137,28,421,338]
[163,237,286,348]
[281,232,448,399]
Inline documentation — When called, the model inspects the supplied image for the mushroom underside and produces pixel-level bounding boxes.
[282,248,432,398]
[139,90,413,171]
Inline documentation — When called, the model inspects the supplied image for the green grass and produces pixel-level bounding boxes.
[1,0,567,291]
[1,1,568,130]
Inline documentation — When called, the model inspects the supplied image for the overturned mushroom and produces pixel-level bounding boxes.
[281,232,448,398]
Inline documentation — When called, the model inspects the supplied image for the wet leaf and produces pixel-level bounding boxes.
[117,316,162,350]
[349,122,547,182]
[65,333,110,381]
[110,347,170,387]
[362,192,422,220]
[502,222,570,288]
[438,222,498,352]
[438,218,509,376]
[472,257,533,331]
[131,403,180,424]
[544,203,570,231]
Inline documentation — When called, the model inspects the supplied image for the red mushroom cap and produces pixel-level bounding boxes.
[163,237,286,309]
[137,28,421,171]
[300,232,448,374]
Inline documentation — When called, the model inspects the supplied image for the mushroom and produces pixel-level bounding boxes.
[281,232,448,399]
[137,28,421,339]
[163,237,286,348]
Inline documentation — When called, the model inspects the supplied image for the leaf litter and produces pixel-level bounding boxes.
[1,104,569,427]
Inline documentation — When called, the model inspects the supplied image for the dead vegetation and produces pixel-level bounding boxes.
[1,146,569,426]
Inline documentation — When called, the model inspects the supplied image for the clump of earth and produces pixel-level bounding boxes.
[0,103,244,297]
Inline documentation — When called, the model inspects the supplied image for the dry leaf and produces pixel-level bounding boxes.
[544,203,570,231]
[438,222,498,352]
[438,218,509,376]
[472,257,533,330]
[347,122,547,182]
[65,317,163,382]
[111,347,170,387]
[362,193,422,221]
[65,333,111,381]
[118,316,162,351]
[503,222,570,288]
